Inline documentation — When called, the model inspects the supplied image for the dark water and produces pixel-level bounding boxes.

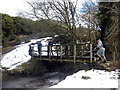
[2,72,66,89]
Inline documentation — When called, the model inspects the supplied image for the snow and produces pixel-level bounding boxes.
[50,69,119,88]
[1,43,31,70]
[1,37,53,70]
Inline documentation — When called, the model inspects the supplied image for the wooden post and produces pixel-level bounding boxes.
[49,46,52,61]
[60,45,63,62]
[47,46,49,57]
[40,51,41,60]
[74,45,76,63]
[81,45,84,57]
[39,47,42,60]
[90,43,93,63]
[68,46,70,56]
[94,57,96,62]
[113,51,116,61]
[57,46,59,57]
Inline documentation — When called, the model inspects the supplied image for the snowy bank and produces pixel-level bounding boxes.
[50,69,118,88]
[1,37,52,70]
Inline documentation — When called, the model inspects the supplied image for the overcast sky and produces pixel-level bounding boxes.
[0,0,85,17]
[0,0,31,16]
[0,0,119,17]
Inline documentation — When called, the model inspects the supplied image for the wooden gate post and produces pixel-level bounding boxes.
[90,43,93,63]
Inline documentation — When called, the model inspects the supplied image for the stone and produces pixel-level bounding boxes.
[81,76,91,80]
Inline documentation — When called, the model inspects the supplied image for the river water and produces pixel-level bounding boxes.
[2,69,119,89]
[2,72,66,88]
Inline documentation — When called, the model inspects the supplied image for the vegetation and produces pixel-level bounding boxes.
[2,14,59,47]
[97,2,120,60]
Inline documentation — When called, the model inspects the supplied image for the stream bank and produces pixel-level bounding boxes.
[2,57,110,89]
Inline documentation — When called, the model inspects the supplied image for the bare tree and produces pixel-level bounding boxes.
[19,0,100,43]
[22,0,86,43]
[81,0,98,29]
[80,0,99,42]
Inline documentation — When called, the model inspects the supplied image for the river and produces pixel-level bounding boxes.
[2,72,66,88]
[2,69,119,89]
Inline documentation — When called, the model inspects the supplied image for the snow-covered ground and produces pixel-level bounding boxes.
[50,69,119,88]
[1,37,53,70]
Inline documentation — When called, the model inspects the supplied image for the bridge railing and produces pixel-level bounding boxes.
[32,43,94,63]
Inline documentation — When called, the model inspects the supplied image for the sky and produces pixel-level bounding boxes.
[0,0,119,17]
[0,0,31,16]
[0,0,85,17]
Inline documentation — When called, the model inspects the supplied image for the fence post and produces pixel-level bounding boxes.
[68,46,70,56]
[40,51,42,60]
[81,45,84,57]
[74,45,76,63]
[47,46,49,57]
[60,45,63,62]
[49,46,52,61]
[90,43,93,63]
[57,46,59,57]
[94,57,96,62]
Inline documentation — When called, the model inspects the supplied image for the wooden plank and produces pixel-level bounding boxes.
[34,57,91,63]
[34,55,95,60]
